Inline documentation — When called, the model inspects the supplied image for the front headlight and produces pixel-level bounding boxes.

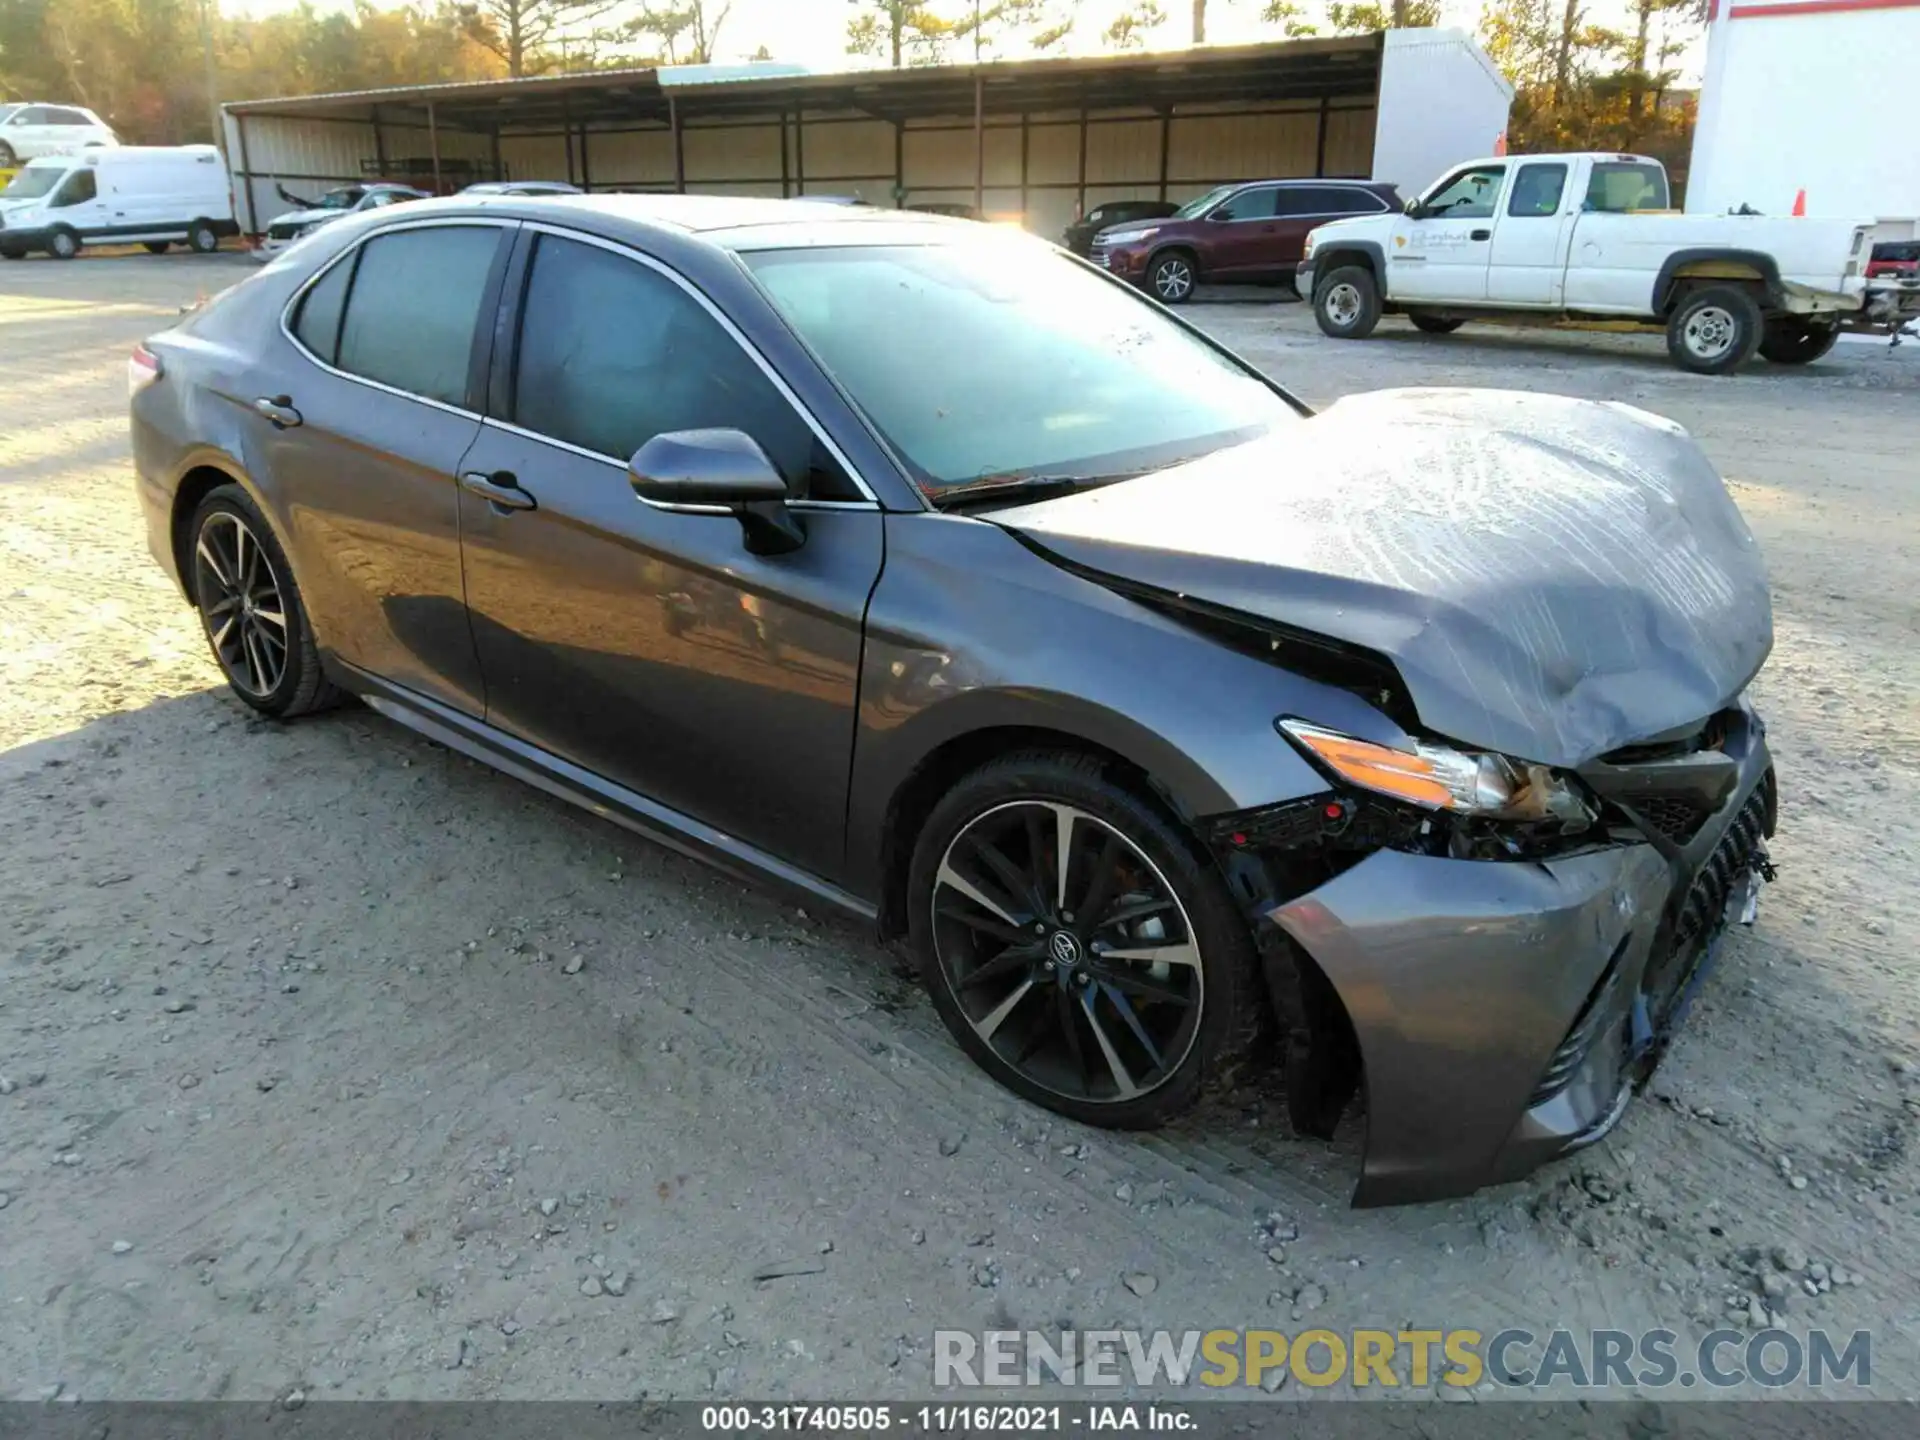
[1102,226,1159,245]
[1278,719,1590,824]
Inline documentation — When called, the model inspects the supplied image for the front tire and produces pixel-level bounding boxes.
[1409,312,1464,334]
[47,227,80,261]
[907,751,1263,1130]
[1313,265,1381,339]
[187,486,341,718]
[1146,250,1197,305]
[1758,317,1840,365]
[1666,285,1762,374]
[187,221,220,254]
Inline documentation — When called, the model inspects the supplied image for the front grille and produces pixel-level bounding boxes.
[1091,249,1112,269]
[1530,940,1629,1106]
[1636,795,1710,844]
[1670,782,1771,963]
[267,222,301,241]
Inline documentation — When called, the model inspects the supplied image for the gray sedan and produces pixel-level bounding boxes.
[128,194,1778,1205]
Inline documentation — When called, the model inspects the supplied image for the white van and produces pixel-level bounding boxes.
[0,145,235,260]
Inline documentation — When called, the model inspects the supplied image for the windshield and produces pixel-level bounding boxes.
[2,167,65,200]
[317,188,362,210]
[1173,185,1233,220]
[743,239,1299,494]
[0,104,19,125]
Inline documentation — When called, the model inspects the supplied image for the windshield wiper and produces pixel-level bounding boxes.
[929,472,1127,512]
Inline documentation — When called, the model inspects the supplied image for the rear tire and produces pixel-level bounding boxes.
[1409,312,1464,334]
[1666,284,1762,374]
[143,241,170,255]
[1146,250,1197,305]
[187,221,220,254]
[1757,317,1840,365]
[186,485,342,718]
[908,750,1263,1130]
[47,227,80,261]
[1313,265,1381,339]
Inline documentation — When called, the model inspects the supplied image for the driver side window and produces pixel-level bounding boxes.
[510,234,859,501]
[1423,165,1506,220]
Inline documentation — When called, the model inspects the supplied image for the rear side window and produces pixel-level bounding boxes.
[1275,186,1383,217]
[332,227,499,406]
[1586,162,1669,214]
[1508,164,1568,217]
[512,234,853,498]
[292,254,355,365]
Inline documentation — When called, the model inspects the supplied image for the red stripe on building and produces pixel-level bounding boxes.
[1731,0,1920,18]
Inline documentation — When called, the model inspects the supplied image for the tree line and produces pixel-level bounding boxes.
[0,0,1701,178]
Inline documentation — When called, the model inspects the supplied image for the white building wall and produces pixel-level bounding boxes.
[1688,0,1920,219]
[1369,27,1513,199]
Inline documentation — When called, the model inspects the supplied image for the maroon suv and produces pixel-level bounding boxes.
[1091,178,1402,304]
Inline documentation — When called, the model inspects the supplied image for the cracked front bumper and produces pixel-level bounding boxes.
[1266,723,1774,1207]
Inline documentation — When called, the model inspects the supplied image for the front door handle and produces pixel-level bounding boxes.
[1470,228,1492,241]
[252,396,302,428]
[460,470,537,512]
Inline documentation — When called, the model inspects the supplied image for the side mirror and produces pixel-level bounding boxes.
[629,428,804,555]
[1405,198,1429,219]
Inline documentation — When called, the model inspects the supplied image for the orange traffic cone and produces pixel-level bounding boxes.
[1791,189,1807,216]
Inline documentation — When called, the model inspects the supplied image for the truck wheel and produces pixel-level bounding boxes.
[1314,266,1381,339]
[187,221,221,254]
[47,227,80,261]
[1758,317,1840,365]
[1147,250,1197,304]
[1409,313,1464,334]
[1666,285,1762,374]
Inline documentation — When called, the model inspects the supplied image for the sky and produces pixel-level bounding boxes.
[225,1,1703,83]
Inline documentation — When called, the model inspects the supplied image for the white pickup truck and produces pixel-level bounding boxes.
[1295,152,1920,374]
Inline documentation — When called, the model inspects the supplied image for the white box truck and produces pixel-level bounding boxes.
[0,145,236,260]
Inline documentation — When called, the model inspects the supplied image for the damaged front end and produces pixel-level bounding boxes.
[1206,699,1777,1208]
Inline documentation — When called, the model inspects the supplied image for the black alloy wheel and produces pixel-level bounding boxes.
[187,486,342,717]
[194,509,292,700]
[910,753,1261,1128]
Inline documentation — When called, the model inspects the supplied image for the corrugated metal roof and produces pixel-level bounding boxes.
[224,34,1387,131]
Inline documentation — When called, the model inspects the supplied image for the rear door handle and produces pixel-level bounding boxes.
[252,396,301,428]
[460,470,537,512]
[1470,229,1492,241]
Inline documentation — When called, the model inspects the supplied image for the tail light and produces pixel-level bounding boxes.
[128,342,163,398]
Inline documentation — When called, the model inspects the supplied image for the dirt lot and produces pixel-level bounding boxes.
[2,252,1917,1404]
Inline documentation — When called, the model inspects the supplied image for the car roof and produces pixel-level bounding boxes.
[428,192,965,248]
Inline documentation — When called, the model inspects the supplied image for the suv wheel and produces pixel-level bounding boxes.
[187,486,341,717]
[1313,265,1381,339]
[1666,285,1762,374]
[1147,251,1197,304]
[0,140,14,167]
[908,751,1262,1129]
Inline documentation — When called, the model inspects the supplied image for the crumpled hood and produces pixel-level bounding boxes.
[996,388,1772,768]
[271,207,345,230]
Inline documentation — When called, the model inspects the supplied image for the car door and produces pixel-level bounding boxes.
[1388,162,1506,303]
[6,107,53,160]
[1202,185,1280,276]
[1486,161,1573,306]
[45,164,109,238]
[260,218,510,715]
[455,226,885,882]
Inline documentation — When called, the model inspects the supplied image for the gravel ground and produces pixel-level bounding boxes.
[2,252,1917,1404]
